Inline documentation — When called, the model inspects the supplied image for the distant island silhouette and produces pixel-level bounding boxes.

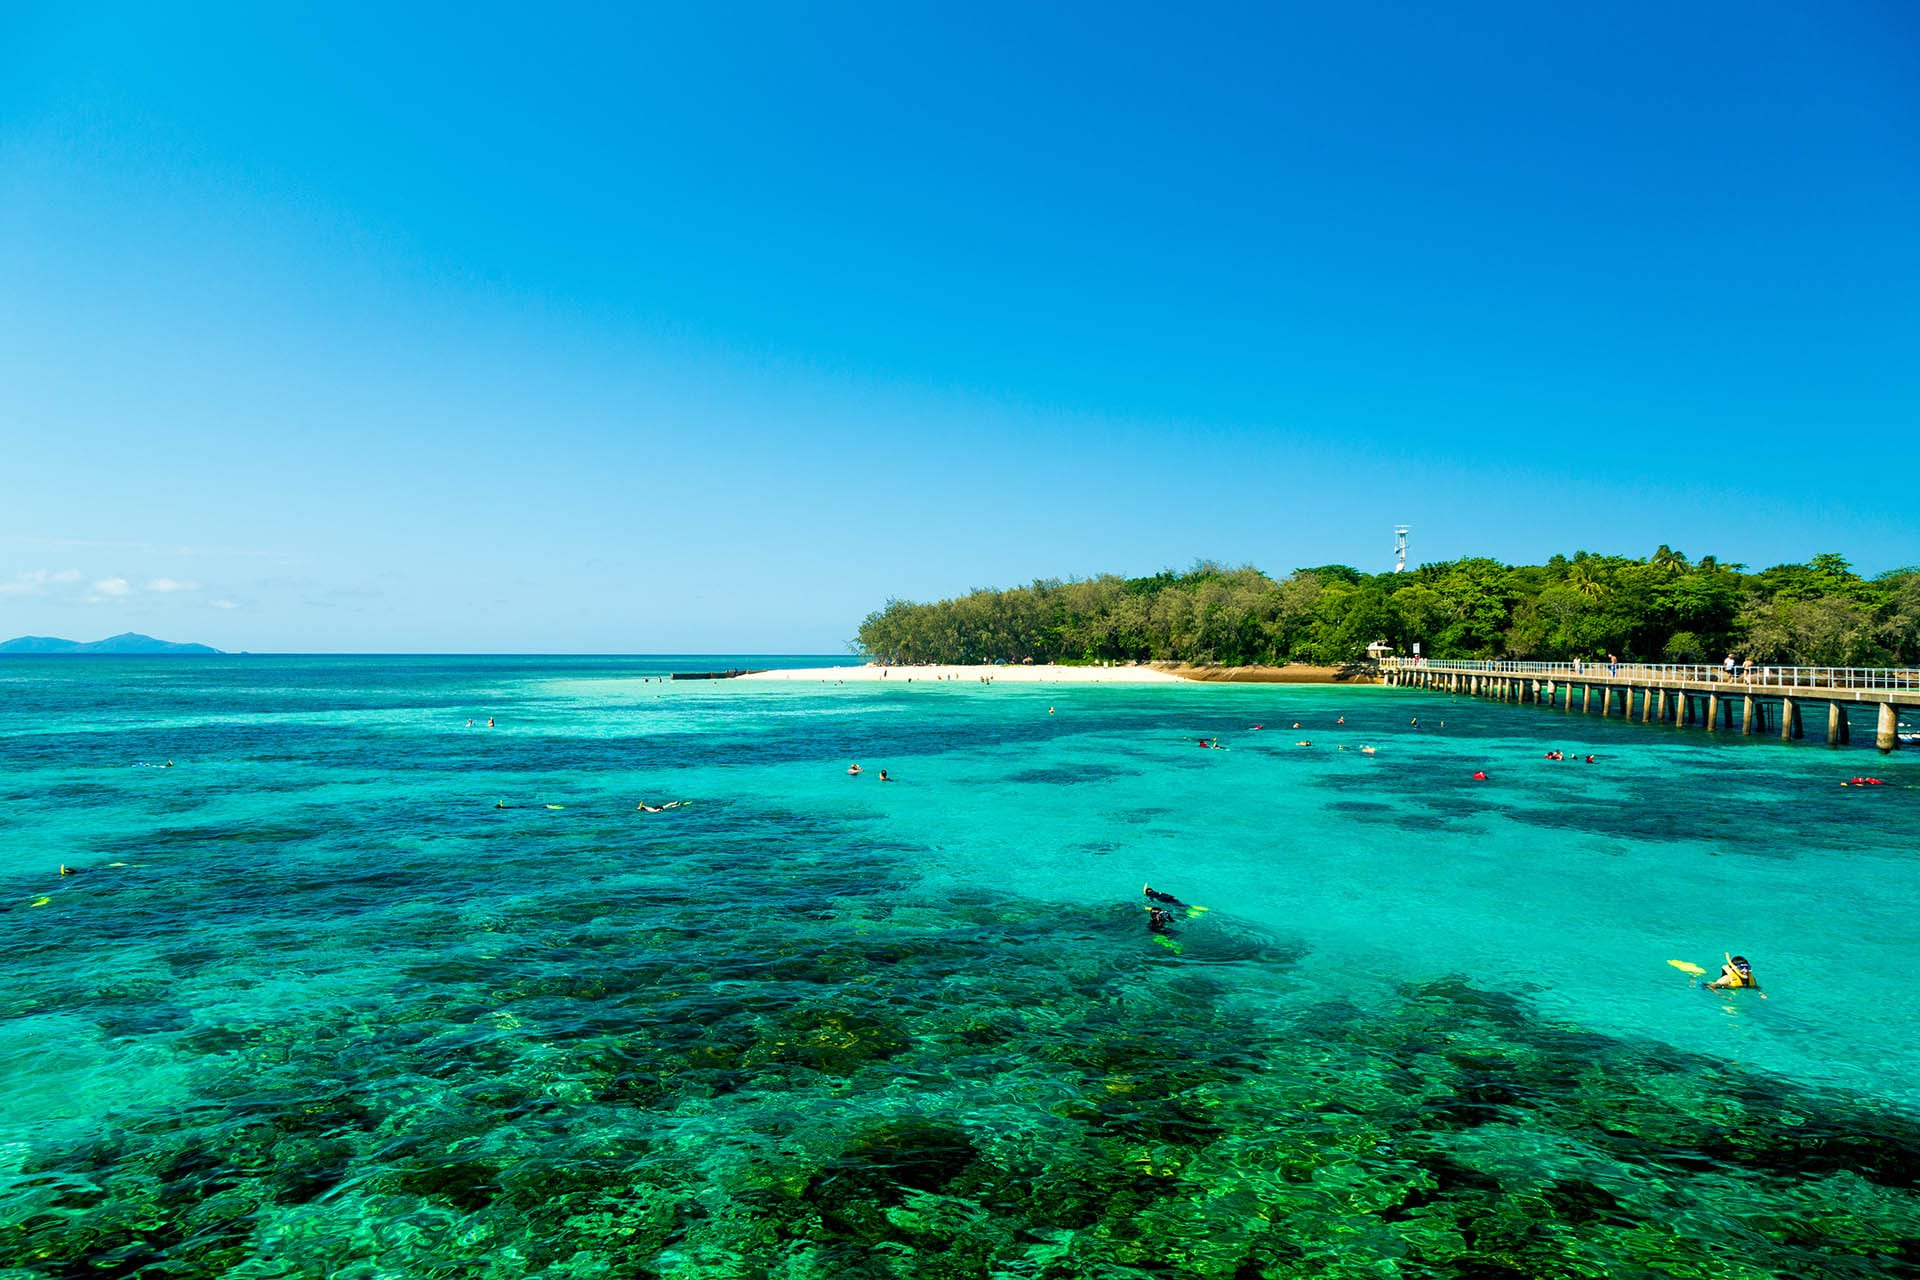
[0,632,223,655]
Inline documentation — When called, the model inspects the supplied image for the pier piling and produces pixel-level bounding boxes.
[1382,660,1913,755]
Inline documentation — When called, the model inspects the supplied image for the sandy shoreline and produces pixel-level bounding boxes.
[734,663,1374,685]
[735,663,1184,684]
[1157,664,1368,684]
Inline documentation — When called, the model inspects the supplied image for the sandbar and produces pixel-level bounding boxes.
[1155,664,1366,684]
[734,663,1188,684]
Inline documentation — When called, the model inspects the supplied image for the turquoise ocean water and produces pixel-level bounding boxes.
[3,655,1918,1278]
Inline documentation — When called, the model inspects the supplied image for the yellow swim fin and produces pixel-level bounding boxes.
[1668,959,1707,976]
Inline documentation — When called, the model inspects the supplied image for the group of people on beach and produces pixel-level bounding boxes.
[878,668,997,684]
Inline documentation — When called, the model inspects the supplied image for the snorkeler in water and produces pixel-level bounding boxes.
[1146,906,1176,934]
[1143,884,1208,921]
[1704,954,1764,996]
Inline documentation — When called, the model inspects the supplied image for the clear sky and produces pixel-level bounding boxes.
[3,3,1916,652]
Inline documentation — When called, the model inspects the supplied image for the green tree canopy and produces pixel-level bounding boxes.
[853,552,1913,668]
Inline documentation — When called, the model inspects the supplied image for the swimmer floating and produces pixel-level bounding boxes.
[1144,883,1207,918]
[1670,953,1766,999]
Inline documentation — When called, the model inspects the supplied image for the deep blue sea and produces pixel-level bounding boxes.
[3,656,1918,1278]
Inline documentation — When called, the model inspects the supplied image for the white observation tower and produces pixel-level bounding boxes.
[1394,525,1410,573]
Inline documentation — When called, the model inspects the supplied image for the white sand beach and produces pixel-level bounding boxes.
[736,664,1189,684]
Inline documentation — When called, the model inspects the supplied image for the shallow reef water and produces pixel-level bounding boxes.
[2,657,1918,1278]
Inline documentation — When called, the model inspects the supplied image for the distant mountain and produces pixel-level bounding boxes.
[0,636,81,653]
[0,632,223,655]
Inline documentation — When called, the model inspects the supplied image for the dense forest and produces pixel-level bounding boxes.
[855,550,1920,669]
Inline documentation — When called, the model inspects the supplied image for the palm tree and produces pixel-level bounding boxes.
[1568,562,1607,601]
[1650,545,1689,574]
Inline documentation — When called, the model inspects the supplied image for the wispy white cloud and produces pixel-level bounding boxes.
[19,536,281,560]
[8,567,228,606]
[19,537,156,551]
[211,599,239,610]
[0,568,83,596]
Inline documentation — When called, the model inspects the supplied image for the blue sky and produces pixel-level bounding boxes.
[3,3,1915,652]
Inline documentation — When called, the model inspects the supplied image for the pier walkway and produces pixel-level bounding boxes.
[1379,658,1920,751]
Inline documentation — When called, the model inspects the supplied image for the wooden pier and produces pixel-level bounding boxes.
[1379,659,1919,752]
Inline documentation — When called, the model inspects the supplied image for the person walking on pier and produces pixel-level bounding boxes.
[1607,654,1618,676]
[1723,653,1737,681]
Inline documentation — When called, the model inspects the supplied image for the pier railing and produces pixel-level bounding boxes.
[1378,657,1920,692]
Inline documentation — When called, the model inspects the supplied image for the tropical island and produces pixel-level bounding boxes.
[0,632,223,655]
[854,550,1920,669]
